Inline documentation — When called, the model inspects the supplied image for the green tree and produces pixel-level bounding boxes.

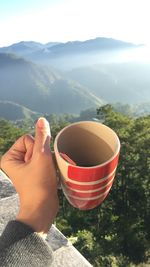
[57,106,150,265]
[0,119,25,157]
[1,110,150,266]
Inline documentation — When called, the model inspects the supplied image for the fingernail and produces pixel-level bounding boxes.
[37,117,48,127]
[37,118,51,136]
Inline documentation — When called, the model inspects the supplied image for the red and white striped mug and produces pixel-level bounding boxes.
[54,121,120,210]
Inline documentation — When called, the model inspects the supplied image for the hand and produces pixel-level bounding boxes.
[0,118,59,235]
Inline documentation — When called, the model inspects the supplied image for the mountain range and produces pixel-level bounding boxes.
[0,38,139,69]
[0,41,59,57]
[0,38,135,57]
[0,37,149,121]
[0,53,103,118]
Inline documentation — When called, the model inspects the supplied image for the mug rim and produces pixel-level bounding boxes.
[54,120,120,169]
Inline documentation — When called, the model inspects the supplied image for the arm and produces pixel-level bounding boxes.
[0,220,54,267]
[0,118,59,266]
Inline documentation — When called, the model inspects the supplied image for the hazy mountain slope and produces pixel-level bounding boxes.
[0,101,41,121]
[0,38,135,57]
[43,37,135,55]
[0,38,139,70]
[0,53,104,114]
[0,41,59,57]
[66,63,150,104]
[29,38,138,69]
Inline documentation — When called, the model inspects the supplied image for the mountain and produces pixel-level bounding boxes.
[0,41,43,56]
[0,53,104,114]
[46,37,135,54]
[65,63,150,104]
[0,38,139,70]
[0,101,41,121]
[29,38,140,69]
[0,38,135,56]
[0,41,60,57]
[34,37,135,57]
[0,38,148,108]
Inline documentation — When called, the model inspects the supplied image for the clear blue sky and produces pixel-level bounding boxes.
[0,0,56,11]
[0,0,149,47]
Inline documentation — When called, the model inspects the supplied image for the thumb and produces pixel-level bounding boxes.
[33,117,51,155]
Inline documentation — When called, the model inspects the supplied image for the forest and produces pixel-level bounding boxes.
[0,105,150,267]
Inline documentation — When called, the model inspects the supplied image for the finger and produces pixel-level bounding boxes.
[0,134,34,172]
[8,134,33,159]
[24,136,34,162]
[33,117,51,155]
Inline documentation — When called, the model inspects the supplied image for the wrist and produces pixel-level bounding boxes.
[16,202,56,235]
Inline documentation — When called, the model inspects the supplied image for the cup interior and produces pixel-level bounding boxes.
[56,121,119,167]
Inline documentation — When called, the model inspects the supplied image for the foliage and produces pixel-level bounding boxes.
[0,119,25,156]
[55,106,150,266]
[0,106,150,266]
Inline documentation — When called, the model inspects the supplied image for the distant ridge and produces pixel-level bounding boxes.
[0,37,143,71]
[0,38,148,108]
[0,37,139,67]
[45,37,136,55]
[0,53,104,114]
[0,101,41,121]
[0,37,137,54]
[0,41,59,56]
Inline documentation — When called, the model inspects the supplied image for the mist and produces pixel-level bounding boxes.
[37,46,149,70]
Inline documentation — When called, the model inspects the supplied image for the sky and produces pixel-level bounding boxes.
[0,0,150,47]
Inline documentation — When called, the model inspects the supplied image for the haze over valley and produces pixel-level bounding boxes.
[0,37,150,120]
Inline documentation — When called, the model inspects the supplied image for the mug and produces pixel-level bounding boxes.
[54,121,120,210]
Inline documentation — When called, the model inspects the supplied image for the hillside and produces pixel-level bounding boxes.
[0,101,41,121]
[66,63,150,104]
[0,53,103,114]
[0,38,148,108]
